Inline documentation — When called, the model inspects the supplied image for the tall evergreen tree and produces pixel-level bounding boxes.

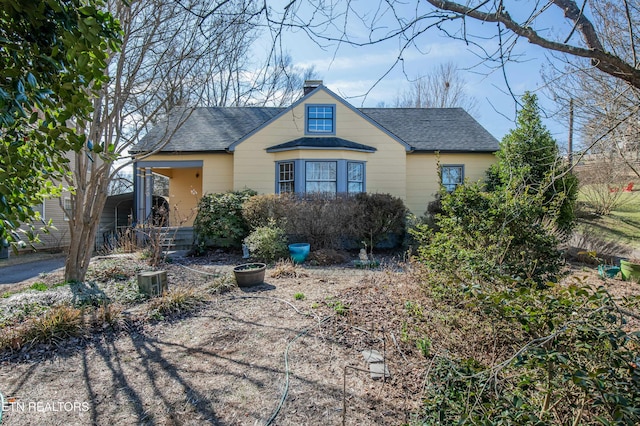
[488,92,578,234]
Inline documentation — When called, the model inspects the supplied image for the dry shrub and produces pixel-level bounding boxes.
[116,227,138,253]
[207,274,237,294]
[146,288,206,319]
[307,249,348,266]
[270,259,309,278]
[90,301,125,329]
[243,193,407,250]
[242,193,292,230]
[0,305,83,352]
[87,259,138,281]
[567,231,632,261]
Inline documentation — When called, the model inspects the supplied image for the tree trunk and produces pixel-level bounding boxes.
[64,151,111,283]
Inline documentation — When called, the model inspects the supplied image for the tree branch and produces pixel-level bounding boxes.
[426,0,640,89]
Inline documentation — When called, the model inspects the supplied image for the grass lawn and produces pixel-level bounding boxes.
[577,190,640,252]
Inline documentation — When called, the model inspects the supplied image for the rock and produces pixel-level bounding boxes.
[361,349,384,363]
[369,362,390,380]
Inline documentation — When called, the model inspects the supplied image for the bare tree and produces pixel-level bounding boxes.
[542,1,640,178]
[64,0,305,282]
[107,169,133,196]
[253,1,640,95]
[394,62,478,113]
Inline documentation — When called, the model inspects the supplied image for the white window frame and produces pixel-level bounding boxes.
[63,197,72,221]
[278,161,295,193]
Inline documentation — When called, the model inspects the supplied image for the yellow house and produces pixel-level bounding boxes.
[131,81,498,227]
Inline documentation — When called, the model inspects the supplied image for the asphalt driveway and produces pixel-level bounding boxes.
[0,257,66,285]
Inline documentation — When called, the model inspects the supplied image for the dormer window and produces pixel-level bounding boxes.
[306,105,335,134]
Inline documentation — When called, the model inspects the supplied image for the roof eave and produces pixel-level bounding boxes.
[410,149,498,154]
[265,146,376,153]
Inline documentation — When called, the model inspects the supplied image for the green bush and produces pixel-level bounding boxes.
[193,189,256,249]
[419,283,640,425]
[487,92,578,235]
[413,183,563,286]
[243,219,289,263]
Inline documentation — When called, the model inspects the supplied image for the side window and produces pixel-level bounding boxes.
[63,197,72,221]
[306,105,335,134]
[347,162,364,193]
[441,165,464,192]
[278,161,295,193]
[33,203,45,221]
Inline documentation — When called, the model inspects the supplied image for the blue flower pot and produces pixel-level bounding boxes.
[598,264,620,278]
[288,243,310,264]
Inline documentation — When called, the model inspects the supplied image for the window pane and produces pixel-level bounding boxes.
[348,182,363,193]
[349,163,361,180]
[278,162,294,193]
[442,166,463,192]
[279,181,294,193]
[306,181,336,193]
[307,105,334,133]
[347,162,363,193]
[306,161,337,193]
[306,162,336,181]
[63,198,72,220]
[33,203,45,220]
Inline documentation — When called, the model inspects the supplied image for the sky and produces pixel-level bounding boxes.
[266,1,577,149]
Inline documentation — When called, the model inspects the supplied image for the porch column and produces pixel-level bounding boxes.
[144,167,153,223]
[135,163,144,225]
[135,165,154,224]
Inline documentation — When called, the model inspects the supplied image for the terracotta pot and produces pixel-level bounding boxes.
[233,263,266,287]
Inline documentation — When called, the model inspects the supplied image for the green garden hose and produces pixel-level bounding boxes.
[221,294,332,426]
[0,390,5,424]
[264,315,332,426]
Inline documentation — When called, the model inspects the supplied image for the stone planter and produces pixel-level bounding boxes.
[620,259,640,282]
[233,263,266,287]
[137,270,168,297]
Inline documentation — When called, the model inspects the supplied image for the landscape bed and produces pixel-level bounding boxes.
[0,252,638,425]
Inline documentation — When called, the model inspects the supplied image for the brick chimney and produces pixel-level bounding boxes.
[303,80,323,95]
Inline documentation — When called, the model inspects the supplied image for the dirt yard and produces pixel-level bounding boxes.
[1,252,638,426]
[0,254,429,426]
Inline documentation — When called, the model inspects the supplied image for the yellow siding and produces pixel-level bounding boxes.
[233,90,407,199]
[145,153,233,226]
[146,90,497,220]
[166,168,200,225]
[406,153,496,215]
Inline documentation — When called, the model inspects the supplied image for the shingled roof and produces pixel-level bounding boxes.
[132,107,285,153]
[266,137,376,153]
[132,104,498,153]
[361,108,499,152]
